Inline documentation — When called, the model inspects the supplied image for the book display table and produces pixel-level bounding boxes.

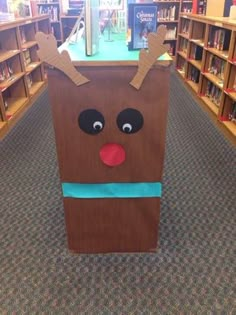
[36,27,172,253]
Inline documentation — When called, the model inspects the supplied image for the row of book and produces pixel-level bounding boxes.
[180,26,230,53]
[177,60,187,75]
[1,76,34,112]
[20,28,27,44]
[207,55,225,81]
[167,43,175,56]
[229,102,236,121]
[208,28,231,51]
[190,45,203,60]
[181,6,192,13]
[188,66,200,83]
[181,56,236,95]
[197,0,207,15]
[205,81,222,107]
[0,61,13,83]
[38,5,59,21]
[181,19,190,35]
[157,6,176,21]
[180,38,188,54]
[165,27,176,40]
[23,49,32,67]
[26,74,33,89]
[3,98,8,110]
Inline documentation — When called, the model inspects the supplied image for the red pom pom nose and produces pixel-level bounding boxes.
[99,143,126,167]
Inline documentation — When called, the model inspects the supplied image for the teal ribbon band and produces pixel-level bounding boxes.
[62,182,162,199]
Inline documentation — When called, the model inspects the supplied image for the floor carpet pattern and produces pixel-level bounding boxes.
[0,72,235,314]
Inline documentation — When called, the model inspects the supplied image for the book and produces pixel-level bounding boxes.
[189,67,200,83]
[191,45,203,60]
[38,5,59,22]
[192,0,198,14]
[1,61,12,81]
[205,81,222,106]
[181,19,190,35]
[208,54,225,81]
[99,0,123,10]
[229,101,236,121]
[198,0,207,15]
[208,28,231,51]
[20,28,26,44]
[26,74,33,89]
[23,49,31,66]
[0,63,5,82]
[85,0,100,56]
[165,27,176,40]
[157,5,176,21]
[128,3,158,51]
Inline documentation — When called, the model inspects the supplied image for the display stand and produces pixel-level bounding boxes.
[36,26,172,253]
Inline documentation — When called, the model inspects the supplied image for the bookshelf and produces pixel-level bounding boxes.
[196,0,207,15]
[153,0,181,56]
[181,0,193,13]
[37,1,63,45]
[176,14,236,139]
[53,0,85,43]
[0,15,50,139]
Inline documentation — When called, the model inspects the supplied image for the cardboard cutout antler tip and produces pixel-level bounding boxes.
[35,32,89,86]
[130,25,171,90]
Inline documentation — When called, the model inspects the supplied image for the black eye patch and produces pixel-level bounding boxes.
[78,109,105,135]
[117,108,144,134]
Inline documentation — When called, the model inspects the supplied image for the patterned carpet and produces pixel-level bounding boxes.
[0,72,235,314]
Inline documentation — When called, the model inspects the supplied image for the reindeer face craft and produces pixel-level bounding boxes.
[36,26,171,253]
[78,107,144,167]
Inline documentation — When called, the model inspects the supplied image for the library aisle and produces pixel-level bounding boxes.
[0,70,235,314]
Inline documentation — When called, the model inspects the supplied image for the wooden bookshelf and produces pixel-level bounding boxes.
[181,0,193,13]
[0,15,50,139]
[176,14,236,140]
[153,0,182,56]
[36,0,85,45]
[37,1,63,45]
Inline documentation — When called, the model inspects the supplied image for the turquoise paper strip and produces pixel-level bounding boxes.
[62,182,162,199]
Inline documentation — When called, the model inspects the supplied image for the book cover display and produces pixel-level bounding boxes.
[128,4,158,50]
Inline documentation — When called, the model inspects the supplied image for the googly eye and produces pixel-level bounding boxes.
[93,121,103,130]
[78,109,105,135]
[122,123,132,133]
[117,108,144,134]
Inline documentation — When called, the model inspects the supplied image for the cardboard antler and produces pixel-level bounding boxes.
[35,32,89,86]
[130,25,170,90]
